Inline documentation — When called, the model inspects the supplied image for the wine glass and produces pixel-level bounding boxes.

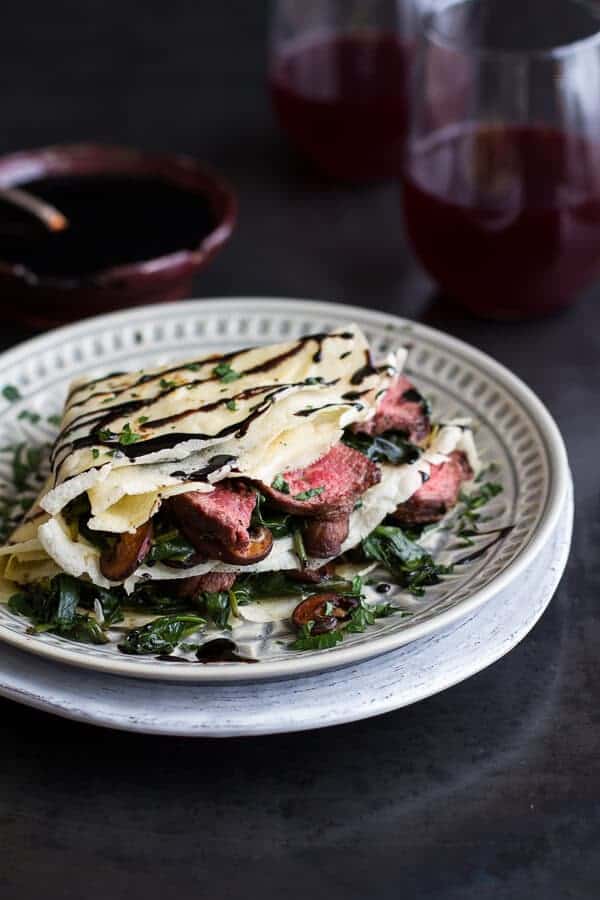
[269,0,423,180]
[402,0,600,319]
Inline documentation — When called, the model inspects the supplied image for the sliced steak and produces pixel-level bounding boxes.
[168,481,257,550]
[391,451,473,525]
[355,375,431,444]
[303,513,350,559]
[175,571,237,600]
[260,443,380,517]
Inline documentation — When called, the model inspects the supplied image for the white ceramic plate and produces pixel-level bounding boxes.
[0,484,573,735]
[0,298,570,682]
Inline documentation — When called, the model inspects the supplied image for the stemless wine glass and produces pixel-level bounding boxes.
[402,0,600,319]
[269,0,423,180]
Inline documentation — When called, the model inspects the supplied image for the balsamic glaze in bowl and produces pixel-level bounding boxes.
[0,144,237,328]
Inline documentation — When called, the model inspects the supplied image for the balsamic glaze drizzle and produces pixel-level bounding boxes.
[51,331,359,481]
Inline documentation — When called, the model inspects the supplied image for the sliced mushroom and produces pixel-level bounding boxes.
[99,521,153,581]
[184,527,274,567]
[292,591,359,632]
[302,514,350,558]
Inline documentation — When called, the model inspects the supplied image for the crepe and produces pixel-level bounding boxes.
[0,325,479,594]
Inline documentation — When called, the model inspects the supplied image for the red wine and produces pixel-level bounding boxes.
[270,32,412,180]
[402,124,600,318]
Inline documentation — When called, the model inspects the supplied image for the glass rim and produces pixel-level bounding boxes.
[425,0,600,61]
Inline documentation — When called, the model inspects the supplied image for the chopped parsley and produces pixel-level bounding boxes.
[18,410,40,424]
[304,376,324,385]
[92,448,100,460]
[212,362,241,383]
[118,423,141,445]
[47,414,61,426]
[271,474,290,494]
[186,363,201,372]
[137,416,149,425]
[2,385,21,402]
[294,486,324,501]
[225,399,238,412]
[159,377,177,390]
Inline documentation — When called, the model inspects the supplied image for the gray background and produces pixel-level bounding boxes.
[0,2,597,898]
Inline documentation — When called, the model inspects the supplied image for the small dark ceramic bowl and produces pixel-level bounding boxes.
[0,143,237,329]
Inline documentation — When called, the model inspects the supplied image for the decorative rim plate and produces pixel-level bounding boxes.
[0,298,570,682]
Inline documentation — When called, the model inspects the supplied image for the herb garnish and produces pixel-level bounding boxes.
[226,399,238,411]
[213,362,241,383]
[118,423,141,445]
[271,474,290,494]
[47,414,61,426]
[18,410,40,424]
[2,385,21,402]
[159,377,177,390]
[294,486,324,501]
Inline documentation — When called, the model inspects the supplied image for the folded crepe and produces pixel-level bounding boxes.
[0,325,479,595]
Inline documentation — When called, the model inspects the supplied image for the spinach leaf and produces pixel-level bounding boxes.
[289,626,344,651]
[231,572,306,605]
[292,529,308,566]
[200,591,231,629]
[8,575,109,644]
[118,615,205,655]
[146,529,196,563]
[251,492,292,538]
[361,526,453,596]
[342,429,421,466]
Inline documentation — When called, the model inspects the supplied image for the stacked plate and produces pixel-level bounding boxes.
[0,299,572,735]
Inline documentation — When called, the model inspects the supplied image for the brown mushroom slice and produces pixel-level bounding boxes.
[291,592,359,631]
[99,521,154,581]
[302,514,350,559]
[185,527,274,567]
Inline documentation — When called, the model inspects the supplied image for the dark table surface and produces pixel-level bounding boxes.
[0,3,597,898]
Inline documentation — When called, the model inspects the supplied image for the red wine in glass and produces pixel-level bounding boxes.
[403,124,600,318]
[270,32,413,180]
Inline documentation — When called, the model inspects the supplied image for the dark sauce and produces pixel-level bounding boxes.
[196,639,257,663]
[156,639,257,664]
[0,175,217,281]
[52,332,356,479]
[170,454,237,481]
[402,388,424,404]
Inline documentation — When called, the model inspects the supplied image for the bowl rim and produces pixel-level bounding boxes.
[0,142,238,288]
